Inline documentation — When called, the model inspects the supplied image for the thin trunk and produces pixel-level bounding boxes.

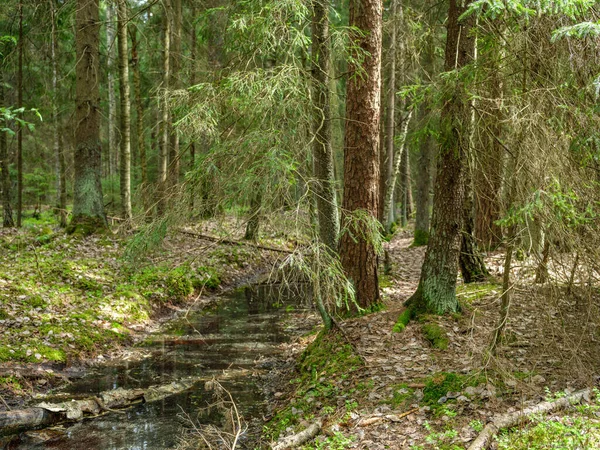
[382,0,397,233]
[534,239,550,283]
[117,0,132,221]
[0,72,13,228]
[384,109,413,233]
[460,175,489,283]
[400,140,409,227]
[311,0,339,251]
[16,1,23,227]
[157,1,171,216]
[106,3,117,178]
[70,0,106,233]
[131,28,147,188]
[244,192,261,241]
[490,235,513,354]
[340,0,383,310]
[189,5,197,211]
[50,0,67,227]
[407,0,474,315]
[168,0,182,188]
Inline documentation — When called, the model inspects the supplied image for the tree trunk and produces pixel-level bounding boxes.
[311,0,339,251]
[460,175,489,283]
[399,139,410,227]
[50,0,67,228]
[117,0,132,222]
[382,0,397,233]
[340,0,383,310]
[244,192,261,241]
[0,61,14,228]
[168,0,182,189]
[130,28,147,189]
[16,1,23,227]
[413,105,434,246]
[189,5,197,211]
[106,3,117,178]
[157,1,171,216]
[70,0,106,233]
[407,0,474,314]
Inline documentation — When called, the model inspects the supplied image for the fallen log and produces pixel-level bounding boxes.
[272,419,322,450]
[467,387,592,450]
[0,377,199,437]
[177,229,294,254]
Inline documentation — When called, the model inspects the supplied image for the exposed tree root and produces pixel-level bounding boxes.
[272,419,322,450]
[467,388,592,450]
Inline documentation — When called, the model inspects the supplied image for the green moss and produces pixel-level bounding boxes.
[379,274,393,288]
[191,266,221,290]
[456,282,500,304]
[422,323,449,350]
[389,383,415,408]
[412,229,429,247]
[393,308,414,332]
[422,372,485,405]
[66,216,107,236]
[24,295,47,309]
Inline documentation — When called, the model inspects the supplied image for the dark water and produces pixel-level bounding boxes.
[11,284,314,450]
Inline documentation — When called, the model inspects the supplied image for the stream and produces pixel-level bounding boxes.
[11,283,315,449]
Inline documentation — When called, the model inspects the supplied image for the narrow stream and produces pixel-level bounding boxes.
[13,283,314,449]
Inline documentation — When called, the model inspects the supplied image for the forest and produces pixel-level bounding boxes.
[1,0,600,448]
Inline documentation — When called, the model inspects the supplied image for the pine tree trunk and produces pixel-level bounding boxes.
[130,29,147,189]
[50,0,67,228]
[407,0,474,314]
[168,0,182,189]
[400,140,409,227]
[157,2,171,216]
[188,5,197,212]
[70,0,106,233]
[106,3,117,178]
[460,176,489,283]
[117,0,132,222]
[311,0,339,251]
[340,0,383,310]
[0,69,13,228]
[413,104,434,246]
[16,1,23,227]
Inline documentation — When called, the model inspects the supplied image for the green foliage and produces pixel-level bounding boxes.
[305,431,354,450]
[393,308,414,332]
[191,266,221,290]
[0,106,42,136]
[422,323,449,350]
[463,0,596,21]
[552,21,600,41]
[422,372,485,406]
[412,229,430,247]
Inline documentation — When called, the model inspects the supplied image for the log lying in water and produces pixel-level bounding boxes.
[0,377,199,436]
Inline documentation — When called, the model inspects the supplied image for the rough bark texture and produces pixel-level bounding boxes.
[340,0,383,309]
[460,176,489,283]
[106,3,117,177]
[413,103,434,246]
[50,0,67,228]
[117,0,132,221]
[131,28,147,189]
[0,70,14,228]
[311,0,340,251]
[16,2,23,227]
[408,0,474,314]
[70,0,106,233]
[157,2,171,216]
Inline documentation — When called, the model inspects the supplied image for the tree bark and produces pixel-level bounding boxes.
[117,0,132,222]
[168,0,182,188]
[106,3,117,178]
[460,175,489,283]
[311,0,340,251]
[130,28,147,189]
[407,0,474,314]
[16,1,23,227]
[340,0,383,310]
[70,0,106,233]
[117,0,133,222]
[50,0,67,228]
[413,104,434,246]
[0,66,14,228]
[157,0,171,216]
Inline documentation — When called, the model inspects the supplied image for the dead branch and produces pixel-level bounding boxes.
[177,228,294,254]
[467,388,592,450]
[272,419,322,450]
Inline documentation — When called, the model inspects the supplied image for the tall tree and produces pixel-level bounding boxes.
[168,0,182,188]
[130,28,147,190]
[0,78,13,228]
[157,0,171,216]
[311,0,339,251]
[50,0,67,227]
[406,0,475,314]
[106,3,117,177]
[16,0,23,227]
[340,0,383,309]
[413,105,434,246]
[117,0,132,221]
[70,0,106,232]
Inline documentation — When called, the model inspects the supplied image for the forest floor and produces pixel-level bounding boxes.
[0,210,293,410]
[263,229,600,449]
